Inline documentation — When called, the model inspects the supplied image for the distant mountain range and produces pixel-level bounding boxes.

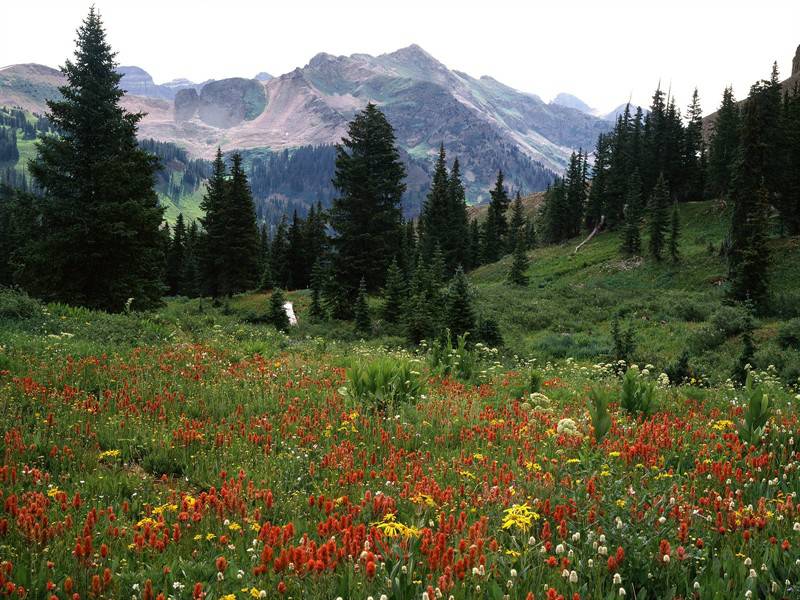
[550,92,641,123]
[0,45,623,208]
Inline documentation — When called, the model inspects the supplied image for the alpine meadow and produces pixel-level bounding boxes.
[3,3,800,600]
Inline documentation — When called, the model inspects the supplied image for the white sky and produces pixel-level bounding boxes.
[2,0,799,115]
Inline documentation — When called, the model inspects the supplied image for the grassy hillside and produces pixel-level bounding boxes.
[470,200,800,384]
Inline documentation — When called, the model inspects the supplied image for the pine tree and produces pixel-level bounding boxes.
[287,210,304,290]
[669,202,680,262]
[466,218,481,270]
[353,276,371,334]
[507,233,530,286]
[269,216,290,289]
[586,133,611,229]
[621,170,643,257]
[707,87,741,199]
[682,88,705,202]
[728,69,781,308]
[444,267,476,338]
[783,85,800,234]
[199,148,227,297]
[219,152,260,295]
[482,171,510,262]
[267,288,290,331]
[405,256,439,344]
[420,143,450,260]
[381,258,406,323]
[447,157,470,272]
[24,8,165,311]
[647,174,670,260]
[330,103,406,316]
[182,220,202,297]
[508,192,526,251]
[308,258,326,320]
[166,214,187,295]
[524,217,537,250]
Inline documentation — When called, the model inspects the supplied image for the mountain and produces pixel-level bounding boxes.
[1,44,612,206]
[254,72,273,81]
[551,92,595,115]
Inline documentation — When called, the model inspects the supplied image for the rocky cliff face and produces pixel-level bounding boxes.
[793,44,800,77]
[175,78,267,128]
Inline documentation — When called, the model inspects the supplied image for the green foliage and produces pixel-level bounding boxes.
[381,258,406,324]
[427,331,481,383]
[777,318,800,349]
[620,367,657,416]
[647,174,670,261]
[444,267,476,338]
[475,317,504,348]
[353,277,371,334]
[664,350,693,385]
[481,170,510,262]
[736,371,771,445]
[344,357,423,413]
[0,287,41,321]
[587,387,612,443]
[507,234,530,286]
[611,315,636,362]
[22,8,165,311]
[267,288,290,331]
[330,103,406,315]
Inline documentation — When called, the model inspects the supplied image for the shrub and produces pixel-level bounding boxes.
[475,318,503,348]
[427,331,480,384]
[736,371,771,446]
[709,305,751,337]
[664,350,693,385]
[0,287,41,320]
[587,387,612,443]
[344,357,423,414]
[611,316,636,362]
[620,367,657,416]
[777,318,800,349]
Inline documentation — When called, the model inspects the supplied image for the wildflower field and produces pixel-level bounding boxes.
[1,295,799,600]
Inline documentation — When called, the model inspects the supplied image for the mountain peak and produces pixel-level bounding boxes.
[551,92,595,115]
[384,43,439,64]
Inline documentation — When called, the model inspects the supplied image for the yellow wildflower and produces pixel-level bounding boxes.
[501,503,540,533]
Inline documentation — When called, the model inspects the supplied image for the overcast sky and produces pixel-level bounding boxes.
[3,0,799,114]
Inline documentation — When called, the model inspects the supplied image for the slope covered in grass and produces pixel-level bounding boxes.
[470,200,800,383]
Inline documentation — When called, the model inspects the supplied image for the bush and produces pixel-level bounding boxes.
[475,318,503,348]
[588,387,612,443]
[427,331,481,384]
[736,371,771,446]
[0,287,41,320]
[611,316,636,362]
[344,357,423,414]
[664,350,693,385]
[777,318,800,349]
[709,305,751,337]
[620,367,657,416]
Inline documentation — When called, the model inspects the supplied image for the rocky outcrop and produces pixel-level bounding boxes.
[793,44,800,77]
[174,78,267,128]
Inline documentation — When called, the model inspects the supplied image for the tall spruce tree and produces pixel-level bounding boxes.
[166,214,187,295]
[267,288,290,331]
[707,87,741,199]
[621,170,643,257]
[420,144,450,259]
[783,85,800,234]
[507,233,530,286]
[269,216,290,289]
[728,70,781,308]
[447,157,470,272]
[329,103,406,317]
[199,148,227,296]
[669,202,681,262]
[25,8,165,311]
[381,258,406,323]
[647,174,670,261]
[509,192,526,250]
[444,267,476,339]
[682,88,705,202]
[353,277,371,334]
[481,171,510,262]
[219,152,260,295]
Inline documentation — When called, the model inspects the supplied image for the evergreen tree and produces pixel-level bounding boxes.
[508,192,526,250]
[399,220,417,278]
[269,216,290,289]
[219,152,260,295]
[783,85,800,234]
[302,202,328,284]
[586,133,610,229]
[24,8,165,311]
[466,218,482,270]
[329,103,406,316]
[381,258,406,323]
[728,70,781,308]
[182,220,202,297]
[447,157,470,272]
[420,143,450,259]
[405,256,439,344]
[669,202,681,262]
[682,88,705,202]
[444,267,476,338]
[647,174,670,260]
[287,210,305,289]
[166,214,187,295]
[199,148,227,297]
[308,258,326,320]
[707,87,741,199]
[267,288,289,331]
[621,170,643,257]
[524,217,537,250]
[507,233,530,286]
[481,170,510,262]
[353,276,371,334]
